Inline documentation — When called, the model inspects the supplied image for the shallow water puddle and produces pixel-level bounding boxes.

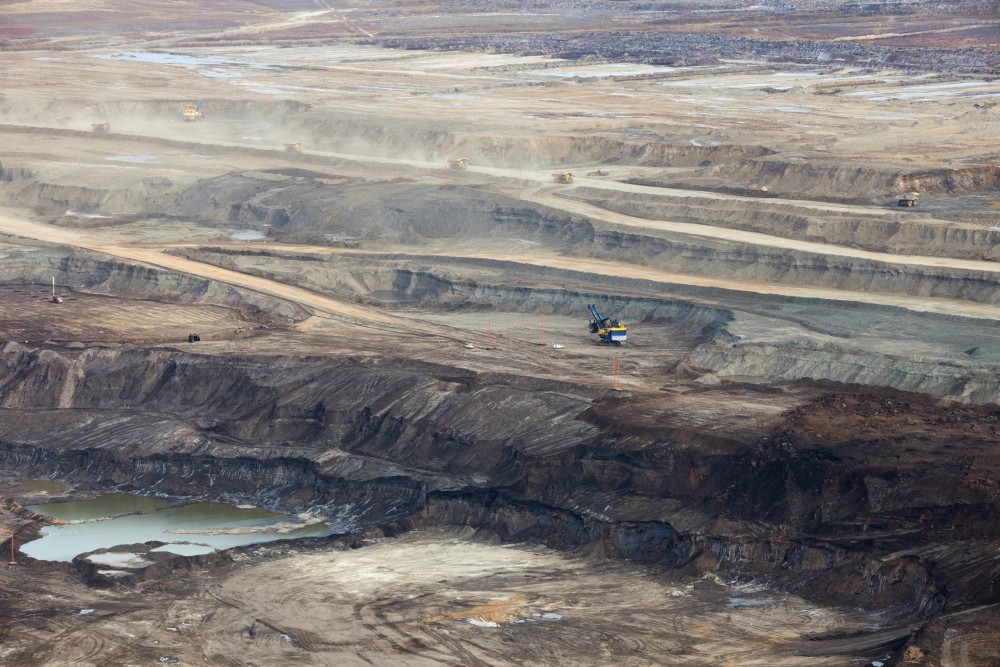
[229,229,266,241]
[23,493,330,562]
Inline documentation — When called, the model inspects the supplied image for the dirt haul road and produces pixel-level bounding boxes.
[5,207,1000,323]
[0,209,402,328]
[158,239,1000,322]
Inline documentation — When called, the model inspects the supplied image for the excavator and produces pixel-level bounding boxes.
[587,304,627,345]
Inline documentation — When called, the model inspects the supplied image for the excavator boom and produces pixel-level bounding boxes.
[587,303,627,345]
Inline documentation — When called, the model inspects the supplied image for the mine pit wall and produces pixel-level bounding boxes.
[0,443,426,530]
[457,202,1000,306]
[180,249,733,331]
[576,226,1000,306]
[395,493,944,621]
[61,255,308,321]
[0,343,987,622]
[176,248,1000,404]
[174,175,1000,308]
[685,159,1000,204]
[0,251,309,323]
[8,243,997,405]
[568,187,1000,261]
[6,162,1000,307]
[687,339,1000,405]
[0,436,943,621]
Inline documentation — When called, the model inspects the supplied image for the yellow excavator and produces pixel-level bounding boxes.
[450,157,469,170]
[588,304,627,345]
[553,172,574,184]
[92,122,111,133]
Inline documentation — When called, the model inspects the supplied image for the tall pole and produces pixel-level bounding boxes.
[487,319,492,350]
[541,314,545,344]
[10,531,14,563]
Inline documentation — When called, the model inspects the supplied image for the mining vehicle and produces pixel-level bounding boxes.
[182,103,204,121]
[553,172,574,184]
[450,157,469,170]
[587,169,608,177]
[587,304,627,345]
[896,192,920,207]
[92,122,111,133]
[285,143,302,153]
[187,333,201,343]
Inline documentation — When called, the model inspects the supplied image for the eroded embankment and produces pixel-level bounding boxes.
[0,343,998,654]
[687,337,1000,404]
[175,248,733,330]
[0,246,309,325]
[568,186,1000,261]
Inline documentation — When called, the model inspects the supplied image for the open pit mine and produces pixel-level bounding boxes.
[1,1,999,665]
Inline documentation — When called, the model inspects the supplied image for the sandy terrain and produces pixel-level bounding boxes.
[0,1,999,666]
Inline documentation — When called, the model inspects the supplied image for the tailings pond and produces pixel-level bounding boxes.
[23,493,331,562]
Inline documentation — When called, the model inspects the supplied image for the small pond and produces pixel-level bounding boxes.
[229,229,266,241]
[23,493,330,562]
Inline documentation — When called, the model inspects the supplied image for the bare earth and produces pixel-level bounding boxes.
[1,1,1000,666]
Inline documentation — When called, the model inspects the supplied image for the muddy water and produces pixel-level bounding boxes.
[370,289,414,303]
[23,493,331,562]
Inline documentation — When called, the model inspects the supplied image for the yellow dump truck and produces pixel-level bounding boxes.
[182,104,204,121]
